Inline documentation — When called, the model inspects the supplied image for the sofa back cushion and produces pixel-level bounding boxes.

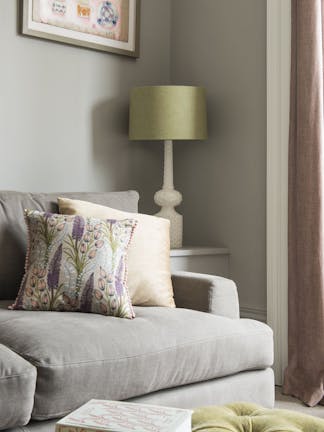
[0,191,139,300]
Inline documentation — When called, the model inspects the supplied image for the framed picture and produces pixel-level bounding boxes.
[21,0,140,57]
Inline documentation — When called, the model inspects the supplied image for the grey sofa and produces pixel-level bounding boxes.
[0,191,274,431]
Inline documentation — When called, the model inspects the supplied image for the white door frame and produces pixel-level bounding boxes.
[266,0,290,385]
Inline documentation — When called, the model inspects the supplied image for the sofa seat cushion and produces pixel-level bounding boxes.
[0,302,273,420]
[0,343,36,430]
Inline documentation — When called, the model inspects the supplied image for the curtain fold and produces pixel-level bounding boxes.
[283,0,324,407]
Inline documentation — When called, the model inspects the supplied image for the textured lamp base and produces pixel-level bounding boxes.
[154,140,183,248]
[155,193,183,248]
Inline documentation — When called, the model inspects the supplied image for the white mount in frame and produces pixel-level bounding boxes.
[21,0,140,57]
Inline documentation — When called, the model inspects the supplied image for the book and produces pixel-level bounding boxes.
[56,399,193,432]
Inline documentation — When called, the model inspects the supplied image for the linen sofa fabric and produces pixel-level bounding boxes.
[129,369,275,409]
[12,370,275,432]
[58,197,174,307]
[172,271,240,318]
[0,191,139,300]
[0,343,36,429]
[0,302,273,420]
[11,210,136,318]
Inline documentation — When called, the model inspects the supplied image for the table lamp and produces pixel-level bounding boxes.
[129,85,208,248]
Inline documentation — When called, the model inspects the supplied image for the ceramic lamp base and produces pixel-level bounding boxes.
[154,139,183,248]
[155,205,183,248]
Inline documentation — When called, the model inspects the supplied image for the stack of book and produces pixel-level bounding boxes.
[56,399,193,432]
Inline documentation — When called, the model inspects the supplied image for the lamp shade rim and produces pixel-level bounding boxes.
[131,85,206,89]
[129,135,208,141]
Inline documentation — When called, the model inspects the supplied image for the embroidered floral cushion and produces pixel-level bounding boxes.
[11,210,137,318]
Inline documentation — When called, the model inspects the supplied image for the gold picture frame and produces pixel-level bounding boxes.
[21,0,140,57]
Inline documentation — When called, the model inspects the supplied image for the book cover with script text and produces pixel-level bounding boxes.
[56,399,193,432]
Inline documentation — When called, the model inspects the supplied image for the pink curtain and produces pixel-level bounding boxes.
[283,0,324,407]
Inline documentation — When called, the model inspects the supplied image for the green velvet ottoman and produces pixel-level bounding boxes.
[192,403,324,432]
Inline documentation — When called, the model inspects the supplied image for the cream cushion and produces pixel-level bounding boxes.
[58,197,175,307]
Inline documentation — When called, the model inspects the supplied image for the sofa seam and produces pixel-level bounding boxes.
[10,329,272,368]
[0,369,36,381]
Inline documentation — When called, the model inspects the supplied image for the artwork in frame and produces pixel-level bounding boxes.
[21,0,140,57]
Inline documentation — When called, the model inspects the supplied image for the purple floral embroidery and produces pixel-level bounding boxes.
[80,273,94,313]
[115,258,124,296]
[72,215,85,241]
[47,244,62,289]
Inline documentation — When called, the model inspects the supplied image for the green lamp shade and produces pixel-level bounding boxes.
[129,86,208,141]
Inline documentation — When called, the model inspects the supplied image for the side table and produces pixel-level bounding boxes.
[170,247,230,278]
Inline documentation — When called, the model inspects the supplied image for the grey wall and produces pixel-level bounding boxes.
[170,0,267,314]
[0,0,170,213]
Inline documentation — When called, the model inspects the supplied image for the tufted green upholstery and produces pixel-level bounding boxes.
[192,402,324,432]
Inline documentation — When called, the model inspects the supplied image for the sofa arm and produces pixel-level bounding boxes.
[172,271,240,319]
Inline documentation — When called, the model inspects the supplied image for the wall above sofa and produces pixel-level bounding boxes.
[0,0,171,214]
